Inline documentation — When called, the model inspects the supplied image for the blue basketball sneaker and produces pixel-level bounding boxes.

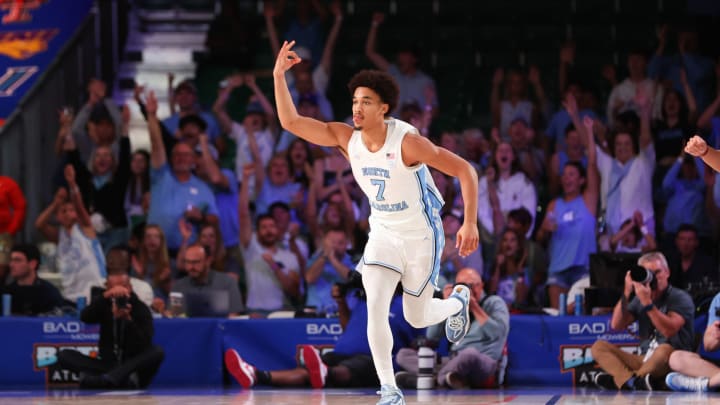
[376,384,405,405]
[445,284,471,344]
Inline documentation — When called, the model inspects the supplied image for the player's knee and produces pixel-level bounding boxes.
[404,311,427,328]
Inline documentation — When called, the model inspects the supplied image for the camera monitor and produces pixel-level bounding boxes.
[586,252,641,310]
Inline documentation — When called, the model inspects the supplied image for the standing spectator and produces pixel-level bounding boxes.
[477,141,537,241]
[144,91,219,255]
[64,106,132,252]
[0,175,26,283]
[609,213,658,254]
[548,123,587,197]
[171,245,244,317]
[204,0,260,70]
[265,0,343,97]
[536,116,598,310]
[395,268,509,389]
[162,79,220,142]
[1,244,64,315]
[57,266,164,388]
[270,0,330,70]
[71,78,123,163]
[649,24,715,112]
[546,83,598,152]
[508,118,545,186]
[35,168,106,302]
[313,146,352,204]
[591,252,694,390]
[285,138,315,189]
[597,93,656,237]
[239,165,301,313]
[254,155,303,218]
[606,50,663,127]
[124,149,150,229]
[666,224,718,292]
[491,67,545,138]
[305,228,355,313]
[506,208,548,305]
[365,12,438,115]
[652,78,698,175]
[213,73,276,186]
[697,61,720,145]
[660,154,709,241]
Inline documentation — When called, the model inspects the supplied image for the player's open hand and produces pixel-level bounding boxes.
[273,40,303,77]
[455,222,479,258]
[685,135,709,157]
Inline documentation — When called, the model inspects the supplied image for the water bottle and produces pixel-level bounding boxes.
[2,294,11,316]
[76,296,86,317]
[417,346,435,389]
[169,292,185,318]
[574,294,583,316]
[558,293,567,316]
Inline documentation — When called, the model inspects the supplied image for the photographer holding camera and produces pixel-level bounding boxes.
[591,252,694,390]
[57,247,164,389]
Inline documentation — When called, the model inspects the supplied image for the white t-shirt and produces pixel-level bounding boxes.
[242,234,300,311]
[477,172,537,235]
[230,121,275,188]
[606,78,664,127]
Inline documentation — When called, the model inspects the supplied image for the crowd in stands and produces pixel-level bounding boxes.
[2,0,720,323]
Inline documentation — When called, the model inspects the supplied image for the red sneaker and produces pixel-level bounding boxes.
[224,349,256,388]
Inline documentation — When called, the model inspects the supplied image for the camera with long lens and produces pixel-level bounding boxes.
[335,271,365,298]
[113,296,130,309]
[630,264,657,290]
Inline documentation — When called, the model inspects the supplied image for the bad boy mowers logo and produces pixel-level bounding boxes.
[0,29,58,59]
[33,343,98,386]
[1,0,48,25]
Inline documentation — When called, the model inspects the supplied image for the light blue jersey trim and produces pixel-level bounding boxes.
[361,257,403,274]
[411,167,444,296]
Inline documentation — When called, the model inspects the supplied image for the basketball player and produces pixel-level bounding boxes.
[274,41,479,405]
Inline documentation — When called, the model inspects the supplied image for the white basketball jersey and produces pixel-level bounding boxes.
[348,118,445,232]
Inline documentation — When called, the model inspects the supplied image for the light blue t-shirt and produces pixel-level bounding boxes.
[548,196,596,274]
[213,169,240,247]
[147,164,219,249]
[254,178,302,216]
[305,251,356,312]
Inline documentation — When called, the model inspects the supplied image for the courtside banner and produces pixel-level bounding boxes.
[0,0,93,123]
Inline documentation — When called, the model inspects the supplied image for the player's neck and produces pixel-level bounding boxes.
[361,122,388,151]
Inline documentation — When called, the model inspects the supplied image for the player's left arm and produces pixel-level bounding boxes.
[402,133,479,257]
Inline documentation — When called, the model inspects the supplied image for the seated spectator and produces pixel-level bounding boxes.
[597,96,655,237]
[71,78,122,163]
[35,168,106,302]
[213,73,276,183]
[162,79,220,142]
[666,224,718,293]
[57,266,164,389]
[395,268,509,389]
[63,107,131,252]
[606,49,663,128]
[477,141,537,243]
[506,208,548,305]
[537,116,598,310]
[609,213,657,253]
[1,244,64,315]
[225,279,421,389]
[239,165,301,313]
[171,245,244,318]
[305,228,355,313]
[488,229,530,308]
[365,12,438,116]
[591,252,694,391]
[438,212,483,286]
[131,224,172,300]
[665,291,720,392]
[144,92,219,255]
[0,174,26,284]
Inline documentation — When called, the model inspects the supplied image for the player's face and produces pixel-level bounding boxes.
[352,87,388,130]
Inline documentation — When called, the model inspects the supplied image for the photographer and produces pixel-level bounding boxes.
[591,252,694,390]
[57,254,164,389]
[664,292,720,392]
[223,272,423,389]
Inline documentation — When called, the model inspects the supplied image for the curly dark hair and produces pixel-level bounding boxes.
[347,70,399,117]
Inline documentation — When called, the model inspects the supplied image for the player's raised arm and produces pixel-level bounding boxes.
[273,40,352,148]
[402,133,479,257]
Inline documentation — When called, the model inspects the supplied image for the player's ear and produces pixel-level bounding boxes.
[381,103,389,115]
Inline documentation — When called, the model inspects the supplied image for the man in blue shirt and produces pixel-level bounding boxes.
[305,228,356,313]
[144,92,219,254]
[162,79,221,142]
[224,276,422,389]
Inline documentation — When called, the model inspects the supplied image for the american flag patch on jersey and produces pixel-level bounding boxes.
[386,152,395,159]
